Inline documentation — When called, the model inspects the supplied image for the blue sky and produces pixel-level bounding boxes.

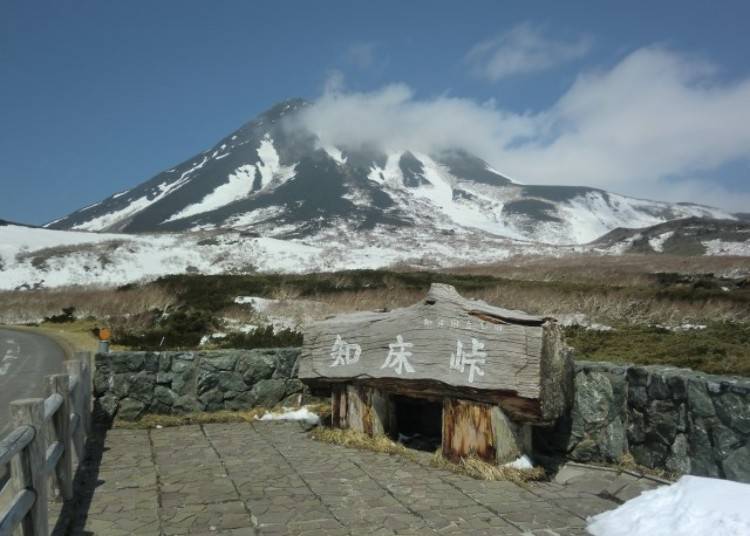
[2,1,749,225]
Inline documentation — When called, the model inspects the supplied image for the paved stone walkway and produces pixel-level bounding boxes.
[65,422,664,535]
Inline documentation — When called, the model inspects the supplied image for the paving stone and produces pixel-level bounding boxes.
[66,421,666,535]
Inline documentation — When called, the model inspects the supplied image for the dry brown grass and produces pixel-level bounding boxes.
[310,427,546,482]
[445,254,750,286]
[0,285,176,325]
[310,427,415,457]
[114,402,331,429]
[430,450,546,483]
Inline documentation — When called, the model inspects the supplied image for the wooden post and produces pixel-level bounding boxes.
[64,359,84,461]
[47,374,73,501]
[344,385,391,436]
[77,351,93,437]
[10,398,48,536]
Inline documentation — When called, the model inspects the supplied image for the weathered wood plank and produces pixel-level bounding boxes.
[10,398,48,536]
[47,374,73,501]
[0,489,35,535]
[442,398,496,463]
[0,426,34,468]
[301,284,571,422]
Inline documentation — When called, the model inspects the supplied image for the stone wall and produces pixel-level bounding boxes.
[94,349,304,421]
[537,361,750,483]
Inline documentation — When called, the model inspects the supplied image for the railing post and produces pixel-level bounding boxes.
[75,351,93,437]
[47,374,73,501]
[10,398,48,536]
[64,359,84,461]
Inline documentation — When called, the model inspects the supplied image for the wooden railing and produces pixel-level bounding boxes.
[0,352,92,536]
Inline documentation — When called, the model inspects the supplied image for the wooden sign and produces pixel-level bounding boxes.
[299,284,571,423]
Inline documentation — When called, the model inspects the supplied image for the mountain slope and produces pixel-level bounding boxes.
[592,217,750,256]
[46,99,734,246]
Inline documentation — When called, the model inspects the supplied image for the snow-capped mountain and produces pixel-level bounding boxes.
[46,99,733,246]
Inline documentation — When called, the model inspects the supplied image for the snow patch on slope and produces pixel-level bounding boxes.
[164,137,296,223]
[649,231,674,252]
[703,238,750,256]
[72,156,209,231]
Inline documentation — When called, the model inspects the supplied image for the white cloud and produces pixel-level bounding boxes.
[292,47,750,212]
[466,23,592,80]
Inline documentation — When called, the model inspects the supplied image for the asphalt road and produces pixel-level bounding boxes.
[0,328,67,437]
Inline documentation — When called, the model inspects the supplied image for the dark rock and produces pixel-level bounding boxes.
[569,439,599,462]
[272,348,301,378]
[722,443,750,483]
[710,425,742,458]
[173,395,204,414]
[199,389,225,412]
[197,369,247,395]
[200,352,240,372]
[574,371,613,425]
[96,394,119,420]
[128,372,156,404]
[601,418,627,461]
[647,400,680,445]
[143,352,159,372]
[154,386,178,407]
[238,352,276,385]
[665,433,691,474]
[171,366,195,395]
[149,402,172,415]
[249,379,288,407]
[158,353,172,372]
[284,378,306,396]
[110,352,144,373]
[111,374,131,398]
[647,373,672,400]
[714,391,750,435]
[628,384,649,411]
[627,409,646,444]
[156,372,173,385]
[688,417,720,477]
[667,374,688,401]
[118,398,146,421]
[224,391,257,411]
[687,380,715,418]
[93,368,111,396]
[631,441,668,469]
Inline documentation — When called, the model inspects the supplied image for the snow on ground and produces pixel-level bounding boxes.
[649,231,675,252]
[703,239,750,256]
[587,475,750,536]
[257,407,320,426]
[503,455,534,470]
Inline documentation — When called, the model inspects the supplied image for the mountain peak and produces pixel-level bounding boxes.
[45,99,735,245]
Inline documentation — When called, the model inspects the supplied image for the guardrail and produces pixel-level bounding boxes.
[0,351,92,536]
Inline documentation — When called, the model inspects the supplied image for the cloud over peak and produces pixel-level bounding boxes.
[294,47,750,211]
[466,23,592,81]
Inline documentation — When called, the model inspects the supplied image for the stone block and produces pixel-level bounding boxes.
[714,391,750,435]
[128,371,156,404]
[154,386,178,407]
[249,379,288,407]
[199,389,225,412]
[173,395,204,414]
[118,398,146,421]
[200,351,240,372]
[237,352,276,385]
[722,443,750,483]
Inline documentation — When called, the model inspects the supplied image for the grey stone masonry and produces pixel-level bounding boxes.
[94,349,305,421]
[537,361,750,483]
